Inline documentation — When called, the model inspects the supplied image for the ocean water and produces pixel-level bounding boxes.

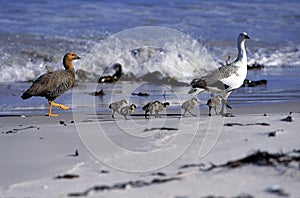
[0,0,299,114]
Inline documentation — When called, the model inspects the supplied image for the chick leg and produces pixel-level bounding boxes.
[188,110,196,117]
[208,106,212,116]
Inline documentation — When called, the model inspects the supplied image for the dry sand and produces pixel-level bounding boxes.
[0,102,300,198]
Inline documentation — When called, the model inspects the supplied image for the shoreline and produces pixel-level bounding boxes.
[1,100,299,119]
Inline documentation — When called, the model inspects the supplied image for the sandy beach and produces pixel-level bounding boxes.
[1,94,299,197]
[1,1,300,197]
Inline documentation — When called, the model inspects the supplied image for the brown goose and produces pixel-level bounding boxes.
[21,52,81,116]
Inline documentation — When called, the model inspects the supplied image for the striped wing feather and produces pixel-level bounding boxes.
[191,62,238,90]
[22,70,74,100]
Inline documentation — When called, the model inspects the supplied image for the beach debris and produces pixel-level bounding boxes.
[131,92,150,97]
[68,150,79,157]
[198,150,300,171]
[150,172,167,177]
[142,101,170,119]
[201,193,254,198]
[268,129,284,137]
[109,99,128,118]
[59,120,67,126]
[20,114,26,118]
[55,174,79,180]
[2,125,38,134]
[265,185,290,197]
[81,119,93,123]
[281,116,292,122]
[119,104,137,120]
[68,177,180,197]
[88,89,105,96]
[223,113,235,117]
[144,127,178,132]
[224,122,270,127]
[181,98,199,117]
[268,131,276,137]
[247,62,265,70]
[179,163,205,169]
[100,170,109,174]
[242,79,268,87]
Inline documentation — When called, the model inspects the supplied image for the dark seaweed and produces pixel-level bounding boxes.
[55,174,79,180]
[224,122,270,127]
[143,127,178,132]
[68,177,180,197]
[2,125,38,134]
[281,116,292,122]
[199,150,300,171]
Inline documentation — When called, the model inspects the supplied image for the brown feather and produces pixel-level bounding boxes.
[21,52,80,101]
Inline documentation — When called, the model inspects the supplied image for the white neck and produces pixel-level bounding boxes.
[236,40,247,64]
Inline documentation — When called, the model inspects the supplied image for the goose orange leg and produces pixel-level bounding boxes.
[47,101,69,116]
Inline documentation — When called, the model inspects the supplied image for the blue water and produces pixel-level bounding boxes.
[1,0,299,42]
[0,0,299,114]
[1,0,300,80]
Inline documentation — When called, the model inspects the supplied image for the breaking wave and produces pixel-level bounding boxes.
[0,30,299,84]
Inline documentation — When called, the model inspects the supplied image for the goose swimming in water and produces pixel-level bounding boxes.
[21,52,81,116]
[98,63,123,83]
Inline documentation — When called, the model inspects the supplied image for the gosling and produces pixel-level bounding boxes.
[120,104,137,120]
[142,101,169,119]
[109,99,128,118]
[207,95,232,116]
[181,98,199,117]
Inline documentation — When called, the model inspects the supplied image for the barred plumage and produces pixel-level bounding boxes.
[189,32,250,116]
[21,52,81,116]
[119,104,137,120]
[207,95,232,116]
[142,101,169,119]
[181,98,199,117]
[109,99,128,118]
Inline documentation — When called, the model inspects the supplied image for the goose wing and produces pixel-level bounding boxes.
[190,61,238,91]
[22,70,74,99]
